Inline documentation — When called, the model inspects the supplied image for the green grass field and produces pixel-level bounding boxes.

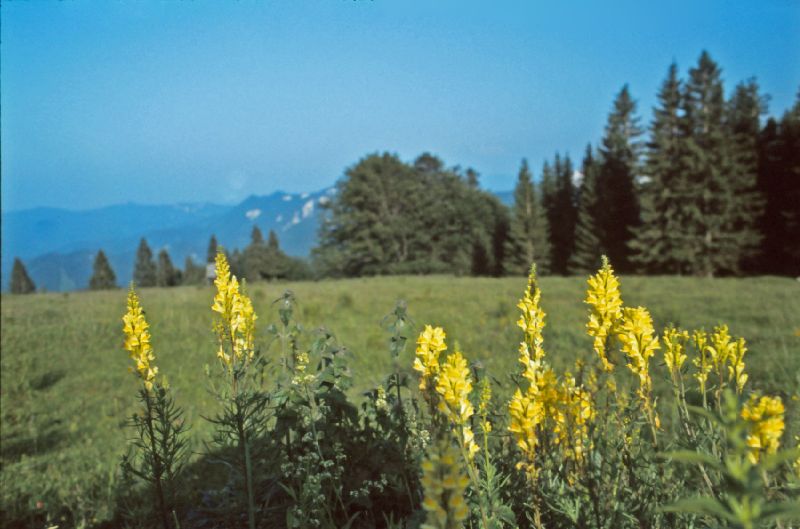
[2,275,799,527]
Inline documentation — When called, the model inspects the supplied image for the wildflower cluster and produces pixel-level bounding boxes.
[508,266,596,480]
[122,287,158,390]
[741,393,786,463]
[420,441,470,529]
[435,351,479,459]
[662,327,689,377]
[616,306,660,430]
[211,251,257,369]
[414,325,447,392]
[691,325,749,398]
[584,256,623,372]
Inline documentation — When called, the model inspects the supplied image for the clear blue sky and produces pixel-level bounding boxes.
[2,0,799,211]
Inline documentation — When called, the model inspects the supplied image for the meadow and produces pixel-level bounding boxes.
[1,274,799,528]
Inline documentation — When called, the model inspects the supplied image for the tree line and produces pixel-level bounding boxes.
[9,50,798,294]
[8,227,307,293]
[315,51,800,278]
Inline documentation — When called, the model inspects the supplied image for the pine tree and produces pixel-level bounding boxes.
[725,78,766,272]
[133,238,157,287]
[630,63,689,273]
[156,249,180,287]
[10,258,36,294]
[681,51,753,276]
[251,226,264,246]
[596,85,643,273]
[569,145,604,273]
[182,256,206,285]
[547,153,577,274]
[207,235,218,264]
[504,159,551,274]
[757,93,800,274]
[89,250,117,290]
[267,230,280,251]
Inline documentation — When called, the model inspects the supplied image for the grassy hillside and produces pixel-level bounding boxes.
[2,275,799,526]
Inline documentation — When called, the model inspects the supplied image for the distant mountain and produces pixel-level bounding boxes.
[1,187,510,292]
[1,189,335,292]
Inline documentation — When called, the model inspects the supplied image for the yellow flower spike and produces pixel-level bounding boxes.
[478,377,492,434]
[663,327,689,375]
[585,256,623,372]
[741,394,785,463]
[727,337,748,394]
[122,286,158,391]
[692,330,712,396]
[414,325,447,391]
[517,265,547,366]
[617,307,660,434]
[435,351,479,459]
[211,251,258,370]
[508,387,545,479]
[420,441,470,529]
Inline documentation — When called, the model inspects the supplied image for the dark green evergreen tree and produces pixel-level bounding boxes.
[630,63,690,273]
[133,238,157,287]
[569,145,604,273]
[546,153,577,274]
[725,78,766,272]
[757,93,800,274]
[89,250,117,290]
[181,256,206,285]
[681,51,756,276]
[10,258,36,294]
[251,226,264,246]
[267,230,280,251]
[207,235,218,264]
[596,85,643,273]
[504,159,551,274]
[156,249,180,287]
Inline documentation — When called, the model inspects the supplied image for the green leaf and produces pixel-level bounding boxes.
[661,497,737,523]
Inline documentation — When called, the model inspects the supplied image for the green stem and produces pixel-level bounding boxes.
[144,388,171,529]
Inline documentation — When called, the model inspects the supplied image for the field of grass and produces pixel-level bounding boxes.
[2,274,799,527]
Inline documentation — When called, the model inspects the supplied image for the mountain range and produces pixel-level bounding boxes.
[1,188,513,292]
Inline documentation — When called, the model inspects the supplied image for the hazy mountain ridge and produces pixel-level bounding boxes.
[1,189,335,292]
[2,187,509,292]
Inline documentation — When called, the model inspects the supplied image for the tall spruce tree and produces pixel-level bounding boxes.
[596,85,643,273]
[251,226,264,246]
[89,250,117,290]
[681,51,753,276]
[630,63,690,273]
[757,93,800,274]
[10,258,36,294]
[133,238,157,287]
[725,78,766,272]
[207,235,218,264]
[504,159,551,274]
[182,256,206,285]
[156,248,180,287]
[569,145,604,273]
[547,153,577,274]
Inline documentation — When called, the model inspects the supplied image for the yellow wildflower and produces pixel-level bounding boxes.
[436,351,479,459]
[692,330,712,396]
[663,327,689,375]
[708,325,735,382]
[414,325,447,391]
[517,265,546,368]
[741,394,785,463]
[478,377,492,434]
[122,287,158,391]
[508,387,545,479]
[617,307,659,400]
[554,373,595,462]
[727,338,748,394]
[212,251,258,369]
[585,256,623,372]
[420,440,469,529]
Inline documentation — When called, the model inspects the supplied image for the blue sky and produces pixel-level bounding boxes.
[2,0,799,211]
